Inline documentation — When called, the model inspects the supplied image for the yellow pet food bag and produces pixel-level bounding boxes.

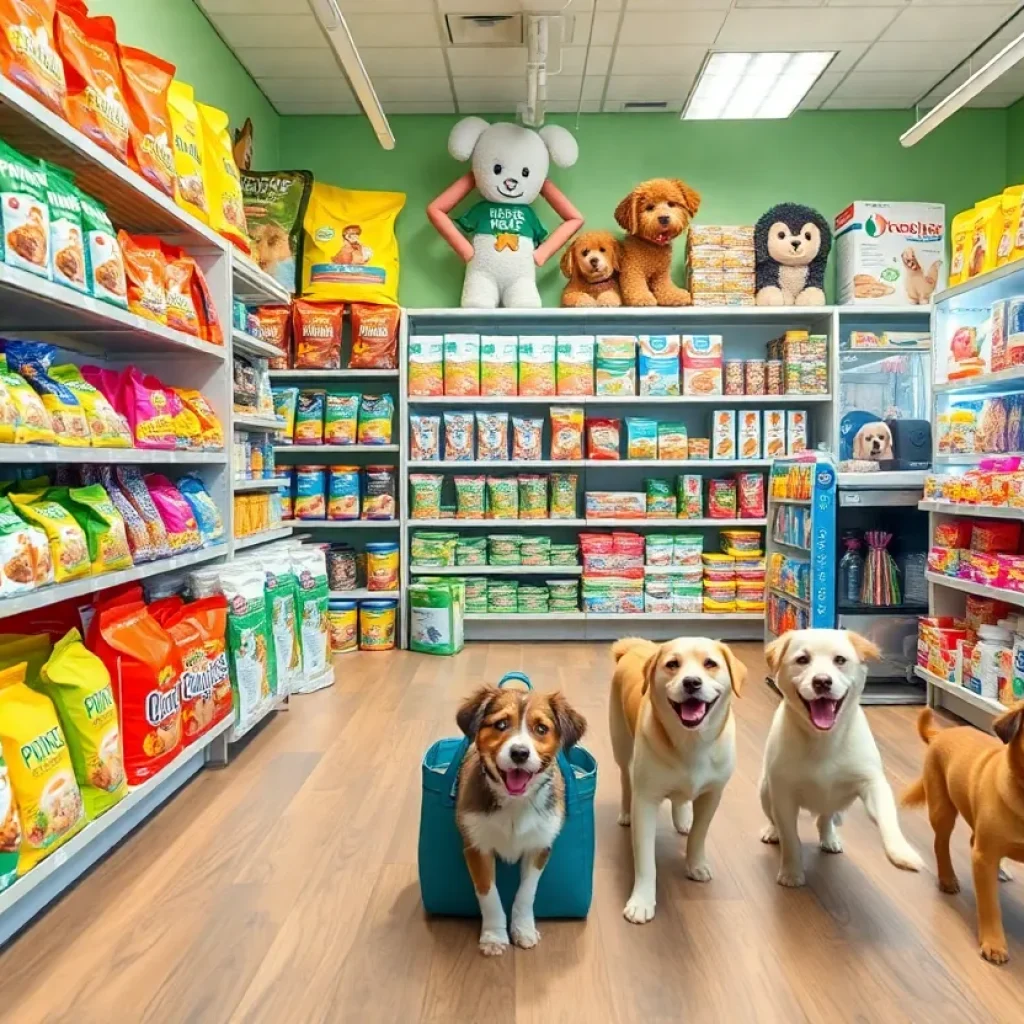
[999,187,1023,268]
[948,207,975,287]
[196,102,250,254]
[10,490,90,583]
[38,629,127,819]
[0,662,85,874]
[302,183,405,306]
[0,356,54,445]
[968,197,1003,279]
[167,80,209,224]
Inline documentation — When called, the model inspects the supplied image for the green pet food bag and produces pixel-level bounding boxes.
[409,579,465,656]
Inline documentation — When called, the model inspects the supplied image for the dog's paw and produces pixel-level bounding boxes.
[776,867,806,888]
[886,843,925,873]
[617,811,631,827]
[672,804,693,836]
[479,930,509,956]
[981,941,1010,965]
[760,824,779,845]
[938,876,961,894]
[623,893,656,924]
[1000,864,1014,883]
[631,294,657,307]
[511,919,540,949]
[685,860,713,883]
[819,835,843,855]
[597,292,621,308]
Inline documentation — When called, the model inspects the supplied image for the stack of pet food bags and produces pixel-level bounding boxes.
[704,530,766,614]
[687,226,755,307]
[580,532,644,613]
[767,331,829,394]
[643,534,703,612]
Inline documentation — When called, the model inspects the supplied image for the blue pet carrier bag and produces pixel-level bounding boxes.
[418,672,597,918]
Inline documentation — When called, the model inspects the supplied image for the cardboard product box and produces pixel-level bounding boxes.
[764,410,785,458]
[712,409,736,460]
[738,409,762,459]
[787,410,808,454]
[835,201,946,305]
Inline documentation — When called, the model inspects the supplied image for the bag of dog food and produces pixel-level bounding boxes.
[518,335,556,396]
[357,394,394,445]
[37,629,127,819]
[350,302,399,369]
[119,45,176,196]
[145,474,202,552]
[10,490,90,583]
[292,299,343,369]
[58,483,132,574]
[362,465,396,520]
[175,595,232,737]
[556,336,595,396]
[0,742,19,890]
[0,0,66,116]
[115,467,172,557]
[0,140,50,278]
[117,366,175,449]
[44,164,87,292]
[476,411,509,461]
[177,475,224,546]
[410,413,440,461]
[240,169,313,295]
[481,336,518,396]
[596,336,637,396]
[96,466,152,563]
[6,341,89,446]
[0,357,53,444]
[443,334,480,396]
[290,547,331,691]
[323,392,358,445]
[76,188,127,306]
[160,242,201,337]
[167,79,208,223]
[408,334,443,396]
[220,567,275,731]
[174,388,224,450]
[0,496,49,595]
[550,406,584,460]
[118,231,168,324]
[294,389,325,445]
[196,102,249,253]
[302,183,405,306]
[55,6,130,162]
[256,551,300,697]
[0,661,85,874]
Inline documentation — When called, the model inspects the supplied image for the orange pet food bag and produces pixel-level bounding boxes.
[118,45,176,197]
[177,595,231,737]
[0,0,66,117]
[118,231,167,324]
[55,6,131,162]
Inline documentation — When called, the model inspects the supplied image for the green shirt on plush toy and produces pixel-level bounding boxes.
[456,201,548,248]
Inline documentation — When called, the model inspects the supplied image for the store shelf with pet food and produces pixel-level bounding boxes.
[233,526,294,551]
[769,586,809,608]
[233,414,286,433]
[407,394,830,407]
[919,500,1024,520]
[933,365,1024,396]
[0,77,227,254]
[231,253,292,307]
[463,611,765,642]
[274,445,400,455]
[330,588,403,601]
[925,570,1024,608]
[408,460,587,470]
[232,477,288,492]
[771,536,810,556]
[411,565,584,577]
[0,263,228,360]
[291,520,400,530]
[932,257,1024,310]
[584,517,767,528]
[0,714,233,946]
[915,666,1003,732]
[232,329,286,362]
[406,306,836,326]
[269,369,401,381]
[0,445,227,466]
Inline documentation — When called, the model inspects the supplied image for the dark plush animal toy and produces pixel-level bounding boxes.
[754,202,831,306]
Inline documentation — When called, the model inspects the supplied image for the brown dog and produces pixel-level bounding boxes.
[614,178,700,307]
[903,704,1024,964]
[559,230,622,307]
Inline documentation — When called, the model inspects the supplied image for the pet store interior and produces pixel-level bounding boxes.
[3,0,1024,1016]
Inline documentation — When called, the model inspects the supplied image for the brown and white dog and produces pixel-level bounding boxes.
[610,636,746,924]
[560,230,622,307]
[852,421,894,461]
[456,683,586,956]
[902,246,941,305]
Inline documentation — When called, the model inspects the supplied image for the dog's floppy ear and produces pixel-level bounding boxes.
[614,188,640,235]
[559,243,575,279]
[548,692,587,750]
[717,641,747,697]
[847,631,881,663]
[671,180,701,217]
[994,702,1024,745]
[609,238,622,271]
[764,633,791,676]
[641,643,662,695]
[456,685,497,738]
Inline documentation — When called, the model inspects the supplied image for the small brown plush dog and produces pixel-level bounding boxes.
[614,178,700,307]
[559,230,622,307]
[903,705,1024,964]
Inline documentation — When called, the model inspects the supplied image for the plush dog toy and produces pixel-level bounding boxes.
[560,230,622,307]
[614,178,700,307]
[754,202,831,306]
[427,118,583,308]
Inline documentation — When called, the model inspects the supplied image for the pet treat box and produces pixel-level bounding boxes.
[834,201,946,305]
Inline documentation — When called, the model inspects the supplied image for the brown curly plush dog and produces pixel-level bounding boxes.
[614,178,701,307]
[560,230,622,307]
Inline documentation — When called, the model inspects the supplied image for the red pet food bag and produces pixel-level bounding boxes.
[0,0,67,116]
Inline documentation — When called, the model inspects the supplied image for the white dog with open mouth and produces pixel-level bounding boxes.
[759,629,924,887]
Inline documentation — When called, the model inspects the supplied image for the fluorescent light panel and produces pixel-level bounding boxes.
[683,51,835,121]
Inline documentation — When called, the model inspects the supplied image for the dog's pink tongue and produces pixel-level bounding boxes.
[809,698,839,730]
[679,699,706,724]
[504,769,531,795]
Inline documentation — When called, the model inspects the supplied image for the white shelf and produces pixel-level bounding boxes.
[0,445,225,465]
[0,716,231,942]
[0,262,227,358]
[232,329,285,362]
[838,471,928,488]
[925,570,1024,608]
[232,477,287,492]
[464,611,762,621]
[231,256,291,306]
[836,304,932,318]
[0,545,226,619]
[291,519,399,529]
[409,517,767,529]
[408,394,829,406]
[933,452,1024,465]
[234,413,285,433]
[586,517,767,527]
[771,536,810,555]
[270,369,400,380]
[466,612,585,621]
[933,259,1024,306]
[411,565,582,576]
[934,366,1024,396]
[914,666,1004,718]
[228,693,288,745]
[406,306,835,323]
[329,588,401,600]
[406,459,771,470]
[234,526,294,551]
[769,587,809,607]
[411,518,585,528]
[772,497,810,505]
[919,500,1024,520]
[274,444,399,454]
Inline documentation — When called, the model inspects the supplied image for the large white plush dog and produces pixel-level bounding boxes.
[427,118,581,309]
[760,629,924,886]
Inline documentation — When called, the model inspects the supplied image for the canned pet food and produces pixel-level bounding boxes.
[295,465,326,519]
[328,599,358,653]
[327,545,357,590]
[327,465,360,520]
[744,359,766,395]
[366,541,399,591]
[724,359,744,396]
[766,360,783,396]
[360,599,397,650]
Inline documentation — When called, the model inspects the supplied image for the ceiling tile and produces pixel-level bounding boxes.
[826,43,870,73]
[562,46,614,76]
[447,46,524,76]
[457,101,530,114]
[611,45,709,75]
[257,77,354,104]
[831,70,938,100]
[371,78,455,101]
[564,12,623,46]
[274,99,361,115]
[820,96,912,108]
[344,13,442,47]
[737,0,824,7]
[716,7,901,46]
[360,47,448,77]
[617,10,727,45]
[211,14,327,48]
[914,0,1017,6]
[337,0,434,9]
[966,91,1021,107]
[881,4,1016,41]
[604,73,696,101]
[856,40,976,72]
[545,99,604,113]
[198,0,309,13]
[798,69,844,108]
[235,47,339,78]
[382,100,457,113]
[452,76,604,104]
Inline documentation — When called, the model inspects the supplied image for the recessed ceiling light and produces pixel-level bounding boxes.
[682,51,835,121]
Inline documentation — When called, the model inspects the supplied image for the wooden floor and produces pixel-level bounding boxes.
[2,641,1024,1022]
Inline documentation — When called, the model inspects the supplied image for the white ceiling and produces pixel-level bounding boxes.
[195,0,1024,116]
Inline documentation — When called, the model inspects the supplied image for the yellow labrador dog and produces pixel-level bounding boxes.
[760,629,923,887]
[610,636,746,924]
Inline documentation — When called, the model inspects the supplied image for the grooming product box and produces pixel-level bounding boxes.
[834,201,946,306]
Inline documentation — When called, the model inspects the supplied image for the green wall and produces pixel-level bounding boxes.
[1008,99,1024,185]
[91,0,281,168]
[280,110,1008,307]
